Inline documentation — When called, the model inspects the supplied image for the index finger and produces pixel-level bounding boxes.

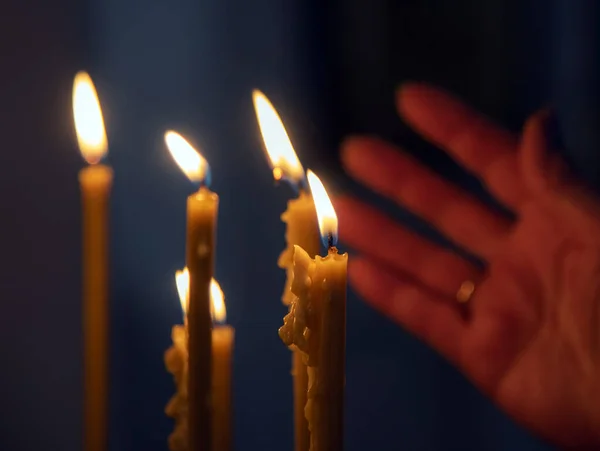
[398,83,524,209]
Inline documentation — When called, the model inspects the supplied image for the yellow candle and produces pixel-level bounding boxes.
[253,90,320,451]
[165,131,218,451]
[210,280,234,451]
[165,269,191,451]
[165,271,234,451]
[164,323,188,451]
[73,71,112,451]
[279,170,348,451]
[279,192,321,304]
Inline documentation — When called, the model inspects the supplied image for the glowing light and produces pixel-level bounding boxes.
[174,268,226,324]
[175,268,190,315]
[210,278,226,324]
[252,89,305,184]
[72,71,108,164]
[164,131,209,184]
[307,170,338,246]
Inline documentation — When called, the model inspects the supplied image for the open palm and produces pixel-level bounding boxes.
[337,84,600,449]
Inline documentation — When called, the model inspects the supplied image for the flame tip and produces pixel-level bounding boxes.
[164,131,209,184]
[210,278,227,323]
[253,91,305,184]
[306,171,338,245]
[73,70,108,163]
[175,268,190,316]
[175,270,226,323]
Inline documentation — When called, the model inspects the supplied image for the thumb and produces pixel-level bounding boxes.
[520,109,567,195]
[521,110,600,236]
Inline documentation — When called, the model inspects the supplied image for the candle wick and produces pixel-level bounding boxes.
[299,175,309,193]
[327,232,334,249]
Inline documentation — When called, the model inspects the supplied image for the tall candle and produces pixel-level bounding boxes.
[186,185,218,451]
[253,90,320,451]
[165,271,234,451]
[165,131,218,451]
[280,193,320,451]
[209,280,234,451]
[279,170,348,451]
[73,71,112,451]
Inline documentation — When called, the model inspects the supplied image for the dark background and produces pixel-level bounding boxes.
[1,0,598,450]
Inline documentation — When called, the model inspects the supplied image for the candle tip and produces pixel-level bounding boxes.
[73,71,108,164]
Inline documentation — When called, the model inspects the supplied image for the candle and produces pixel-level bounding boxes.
[164,269,191,451]
[72,71,112,451]
[165,270,234,451]
[253,90,320,451]
[209,279,234,451]
[279,170,348,451]
[165,131,218,451]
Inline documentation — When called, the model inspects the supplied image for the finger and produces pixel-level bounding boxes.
[341,136,512,257]
[521,109,561,194]
[521,109,600,237]
[336,197,480,298]
[397,83,524,208]
[349,256,466,365]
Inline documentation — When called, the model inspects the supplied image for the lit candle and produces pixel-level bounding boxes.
[209,279,234,451]
[165,131,218,451]
[253,90,320,451]
[164,269,190,451]
[279,170,348,451]
[72,71,112,451]
[165,270,234,451]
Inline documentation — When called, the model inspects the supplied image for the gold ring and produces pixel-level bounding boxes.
[456,280,476,304]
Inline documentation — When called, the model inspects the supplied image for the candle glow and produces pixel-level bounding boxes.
[306,170,338,246]
[165,131,210,185]
[175,268,190,315]
[175,268,226,324]
[73,71,108,164]
[252,89,305,185]
[210,279,227,324]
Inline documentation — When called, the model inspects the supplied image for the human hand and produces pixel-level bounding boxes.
[337,83,600,450]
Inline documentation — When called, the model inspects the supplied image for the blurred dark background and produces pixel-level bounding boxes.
[1,0,599,450]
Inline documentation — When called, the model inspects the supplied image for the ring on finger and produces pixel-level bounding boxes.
[456,280,476,304]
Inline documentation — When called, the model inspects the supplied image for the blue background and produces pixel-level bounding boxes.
[1,0,598,450]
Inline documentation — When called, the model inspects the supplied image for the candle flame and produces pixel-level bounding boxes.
[175,268,226,323]
[307,170,338,246]
[165,131,210,184]
[72,71,108,164]
[210,278,227,324]
[175,268,190,315]
[252,90,305,184]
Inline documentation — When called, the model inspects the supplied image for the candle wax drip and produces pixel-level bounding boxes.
[277,193,321,306]
[164,325,189,451]
[279,244,348,451]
